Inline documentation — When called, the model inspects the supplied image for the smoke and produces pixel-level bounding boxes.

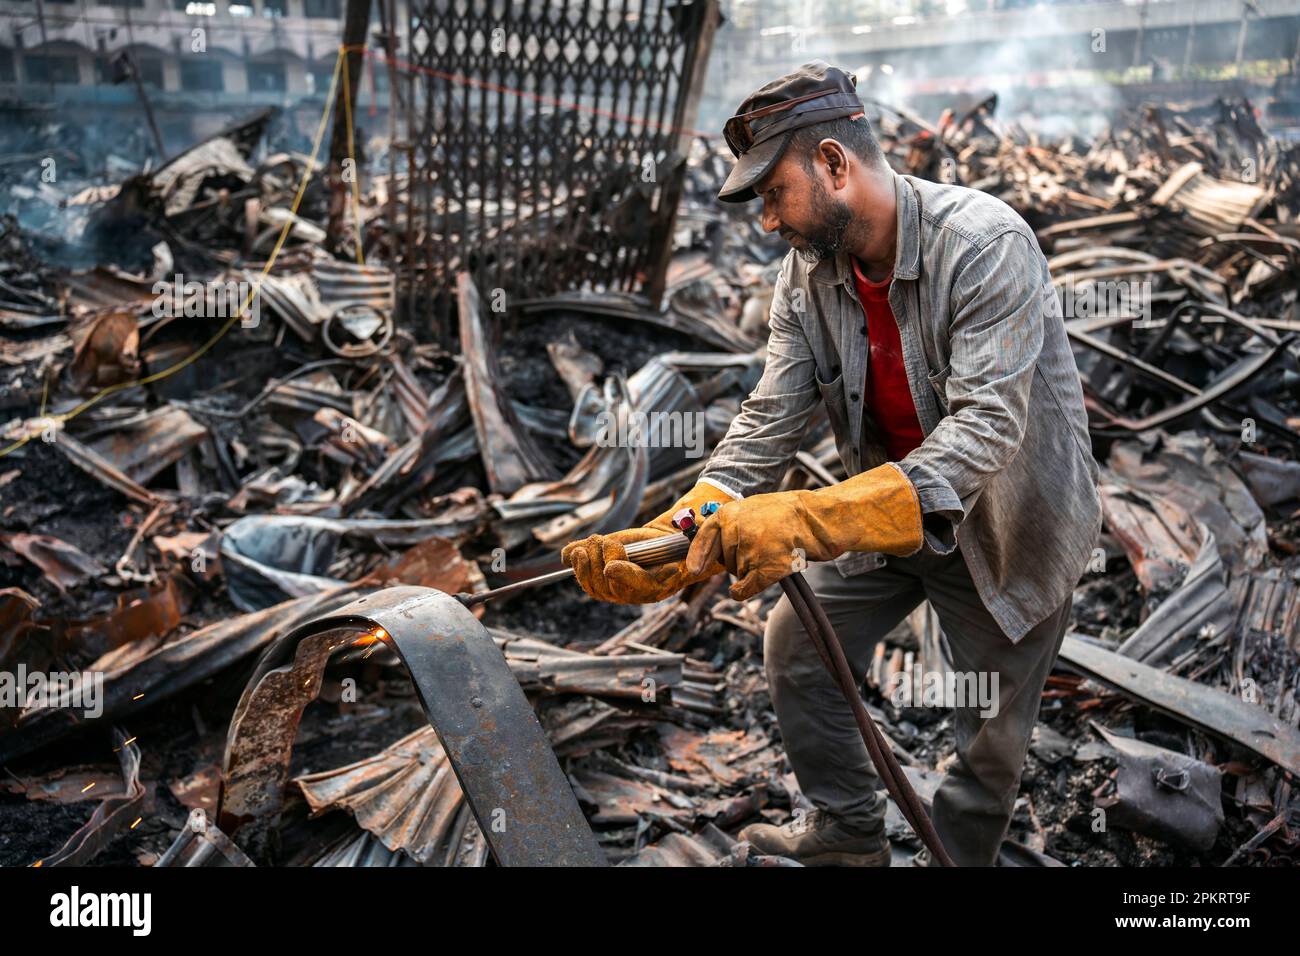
[706,1,1254,137]
[853,5,1123,138]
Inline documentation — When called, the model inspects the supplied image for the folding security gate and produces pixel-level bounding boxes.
[394,0,719,333]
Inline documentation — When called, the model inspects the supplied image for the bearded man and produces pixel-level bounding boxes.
[562,62,1101,867]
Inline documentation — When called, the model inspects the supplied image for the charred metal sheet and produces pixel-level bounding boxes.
[1114,527,1234,666]
[0,532,106,592]
[575,768,696,827]
[1071,326,1294,432]
[1234,567,1300,649]
[495,371,650,554]
[1149,162,1271,237]
[296,726,489,866]
[307,830,454,868]
[520,292,754,354]
[251,272,324,342]
[1092,722,1223,852]
[1099,484,1236,665]
[1059,635,1300,776]
[490,631,684,701]
[220,586,606,866]
[54,431,159,506]
[458,273,558,495]
[620,831,730,867]
[1237,451,1300,508]
[1108,433,1269,571]
[1099,483,1202,594]
[0,587,361,765]
[312,259,396,314]
[220,514,484,612]
[218,623,345,858]
[622,824,802,867]
[570,357,703,478]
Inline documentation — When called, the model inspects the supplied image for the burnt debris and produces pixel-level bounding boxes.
[2,89,1299,869]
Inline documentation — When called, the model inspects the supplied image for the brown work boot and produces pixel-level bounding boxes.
[739,809,891,866]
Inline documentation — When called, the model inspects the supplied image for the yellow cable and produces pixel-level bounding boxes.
[0,48,348,459]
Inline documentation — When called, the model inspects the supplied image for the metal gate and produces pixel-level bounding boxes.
[394,0,719,333]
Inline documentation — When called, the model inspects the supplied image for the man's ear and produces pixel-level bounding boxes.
[818,139,851,189]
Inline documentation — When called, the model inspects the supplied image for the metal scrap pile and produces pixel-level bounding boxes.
[0,107,819,868]
[2,93,1298,868]
[864,94,1300,865]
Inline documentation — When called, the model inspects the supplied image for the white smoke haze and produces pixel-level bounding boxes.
[712,0,1284,138]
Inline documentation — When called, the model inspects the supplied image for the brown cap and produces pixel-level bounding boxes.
[718,61,864,203]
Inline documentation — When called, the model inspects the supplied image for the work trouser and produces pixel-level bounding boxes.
[763,544,1072,867]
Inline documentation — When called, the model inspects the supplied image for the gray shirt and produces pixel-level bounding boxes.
[700,169,1102,642]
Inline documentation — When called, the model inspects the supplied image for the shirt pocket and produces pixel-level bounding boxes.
[815,365,851,439]
[927,363,952,412]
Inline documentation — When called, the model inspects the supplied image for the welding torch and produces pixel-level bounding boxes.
[455,502,721,609]
[453,499,956,866]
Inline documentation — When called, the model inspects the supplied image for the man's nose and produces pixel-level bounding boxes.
[760,206,779,233]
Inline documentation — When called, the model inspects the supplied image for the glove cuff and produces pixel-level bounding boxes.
[813,463,923,558]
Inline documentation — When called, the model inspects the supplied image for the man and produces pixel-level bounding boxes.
[562,62,1101,867]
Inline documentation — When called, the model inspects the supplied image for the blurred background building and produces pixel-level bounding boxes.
[0,0,1298,160]
[0,0,391,155]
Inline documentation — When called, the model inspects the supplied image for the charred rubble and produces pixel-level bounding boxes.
[0,95,1298,868]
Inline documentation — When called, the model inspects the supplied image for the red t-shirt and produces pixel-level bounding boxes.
[851,257,925,462]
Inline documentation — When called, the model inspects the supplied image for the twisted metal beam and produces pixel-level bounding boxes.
[218,586,606,866]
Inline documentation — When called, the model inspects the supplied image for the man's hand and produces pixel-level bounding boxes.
[561,481,734,604]
[684,463,924,600]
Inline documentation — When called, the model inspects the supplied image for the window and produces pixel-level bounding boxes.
[308,66,334,94]
[262,0,287,15]
[136,58,164,88]
[98,54,164,88]
[180,59,224,91]
[246,62,286,92]
[303,0,341,18]
[0,50,13,82]
[25,54,81,85]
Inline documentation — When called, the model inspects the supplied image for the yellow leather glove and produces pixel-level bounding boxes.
[684,463,923,601]
[561,480,735,604]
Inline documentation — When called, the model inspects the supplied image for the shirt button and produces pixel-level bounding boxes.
[860,325,867,334]
[849,392,860,402]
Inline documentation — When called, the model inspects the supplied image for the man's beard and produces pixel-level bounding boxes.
[784,177,858,264]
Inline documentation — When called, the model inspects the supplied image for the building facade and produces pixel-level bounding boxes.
[0,0,399,149]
